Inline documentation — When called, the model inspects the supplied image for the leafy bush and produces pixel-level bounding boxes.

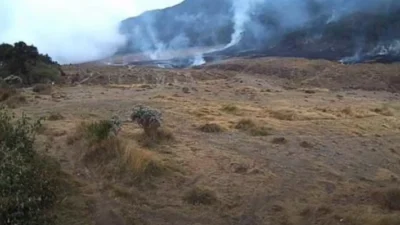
[0,107,59,225]
[130,105,162,138]
[0,42,62,85]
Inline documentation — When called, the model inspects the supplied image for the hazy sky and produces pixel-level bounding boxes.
[0,0,183,63]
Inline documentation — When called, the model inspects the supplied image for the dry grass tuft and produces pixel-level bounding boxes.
[81,136,122,165]
[120,145,165,180]
[137,128,175,148]
[373,104,395,116]
[69,121,166,181]
[267,109,297,121]
[249,126,272,136]
[183,187,218,205]
[221,104,239,113]
[235,119,271,136]
[199,123,224,133]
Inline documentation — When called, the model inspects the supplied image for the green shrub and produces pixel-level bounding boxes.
[83,117,121,143]
[0,107,59,225]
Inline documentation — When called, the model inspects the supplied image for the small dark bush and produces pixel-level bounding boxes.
[199,123,224,133]
[235,119,256,130]
[47,112,65,121]
[272,137,288,144]
[0,107,59,225]
[375,188,400,211]
[182,87,190,93]
[183,187,217,205]
[33,83,52,94]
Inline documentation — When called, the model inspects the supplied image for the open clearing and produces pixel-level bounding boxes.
[11,57,400,225]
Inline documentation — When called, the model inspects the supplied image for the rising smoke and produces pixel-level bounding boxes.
[120,0,400,66]
[0,0,183,64]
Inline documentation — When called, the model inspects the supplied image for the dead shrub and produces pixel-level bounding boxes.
[199,123,224,133]
[183,187,218,205]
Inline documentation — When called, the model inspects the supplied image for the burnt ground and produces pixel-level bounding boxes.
[11,57,400,225]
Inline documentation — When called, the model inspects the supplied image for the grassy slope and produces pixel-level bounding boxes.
[7,57,400,225]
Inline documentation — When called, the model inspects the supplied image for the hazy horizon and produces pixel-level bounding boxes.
[0,0,183,64]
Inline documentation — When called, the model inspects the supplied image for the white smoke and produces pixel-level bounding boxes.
[0,0,183,64]
[191,54,206,66]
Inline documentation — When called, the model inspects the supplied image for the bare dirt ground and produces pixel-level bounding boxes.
[13,57,400,225]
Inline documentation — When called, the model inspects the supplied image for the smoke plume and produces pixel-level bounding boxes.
[0,0,183,64]
[119,0,400,66]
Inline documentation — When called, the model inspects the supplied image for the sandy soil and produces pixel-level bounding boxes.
[11,57,400,225]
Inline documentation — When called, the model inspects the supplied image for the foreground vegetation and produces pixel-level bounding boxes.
[0,108,60,225]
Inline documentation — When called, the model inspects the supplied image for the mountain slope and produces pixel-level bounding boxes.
[119,0,400,64]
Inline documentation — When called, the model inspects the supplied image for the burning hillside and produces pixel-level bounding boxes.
[115,0,400,68]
